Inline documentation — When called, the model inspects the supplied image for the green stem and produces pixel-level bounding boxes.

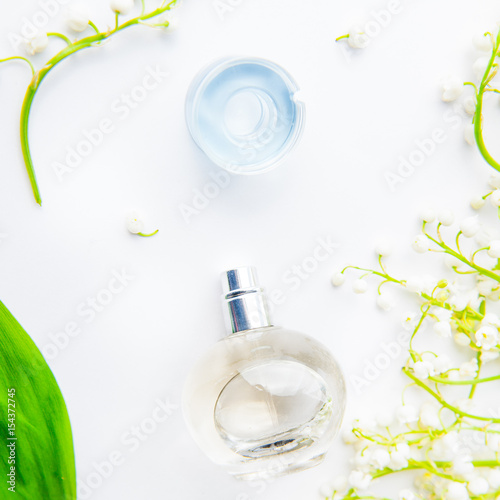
[20,32,107,205]
[20,83,41,205]
[47,32,72,45]
[425,232,500,283]
[464,80,478,92]
[341,266,402,286]
[414,459,458,481]
[372,459,500,483]
[409,307,429,359]
[474,30,500,171]
[404,367,500,423]
[455,231,463,256]
[0,56,35,76]
[342,264,468,313]
[137,230,159,237]
[429,373,500,385]
[468,352,482,398]
[471,247,488,263]
[88,21,100,34]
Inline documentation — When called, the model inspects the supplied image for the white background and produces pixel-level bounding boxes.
[1,0,500,499]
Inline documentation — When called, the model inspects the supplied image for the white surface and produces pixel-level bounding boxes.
[0,1,499,499]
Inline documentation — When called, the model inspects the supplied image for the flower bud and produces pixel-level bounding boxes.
[26,33,49,56]
[441,75,463,102]
[126,211,144,234]
[110,0,135,14]
[66,4,90,32]
[347,27,369,49]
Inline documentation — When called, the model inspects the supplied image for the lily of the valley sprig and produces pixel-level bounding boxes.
[327,197,500,500]
[0,0,179,206]
[329,22,500,500]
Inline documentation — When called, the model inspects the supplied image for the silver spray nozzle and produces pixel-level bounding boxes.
[221,267,272,334]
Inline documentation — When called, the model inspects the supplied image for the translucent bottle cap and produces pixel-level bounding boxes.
[185,57,305,175]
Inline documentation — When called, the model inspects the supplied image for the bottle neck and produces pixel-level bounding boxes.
[221,268,273,335]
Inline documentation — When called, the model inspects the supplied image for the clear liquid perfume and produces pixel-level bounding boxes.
[182,267,346,480]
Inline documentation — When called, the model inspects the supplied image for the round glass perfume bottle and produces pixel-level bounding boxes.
[185,57,305,175]
[183,267,346,480]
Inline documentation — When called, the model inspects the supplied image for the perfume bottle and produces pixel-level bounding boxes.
[183,267,346,480]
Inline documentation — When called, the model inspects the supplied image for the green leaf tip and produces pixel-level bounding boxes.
[0,300,76,499]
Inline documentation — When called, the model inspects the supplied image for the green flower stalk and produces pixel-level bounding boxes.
[472,29,500,172]
[0,0,179,205]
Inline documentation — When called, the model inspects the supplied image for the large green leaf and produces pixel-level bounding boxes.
[0,300,76,499]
